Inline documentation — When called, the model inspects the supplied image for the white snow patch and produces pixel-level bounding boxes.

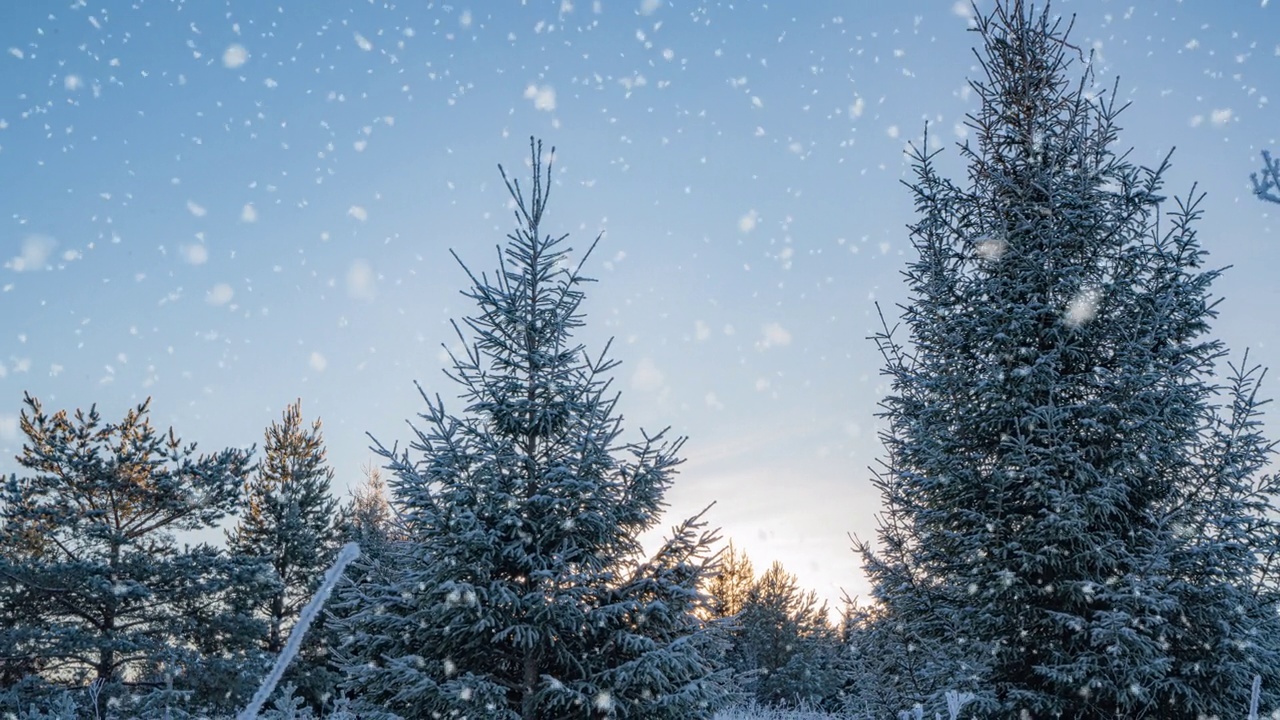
[348,205,369,221]
[524,84,557,111]
[1065,288,1100,327]
[8,48,23,59]
[7,235,56,272]
[757,322,792,349]
[187,200,207,217]
[222,44,249,68]
[639,0,662,15]
[241,203,258,222]
[64,75,83,91]
[347,260,376,301]
[631,357,665,393]
[738,209,759,233]
[459,10,473,28]
[206,283,234,306]
[975,234,1007,260]
[309,352,328,372]
[354,32,373,51]
[1210,108,1233,126]
[181,244,209,265]
[850,96,865,118]
[886,125,900,139]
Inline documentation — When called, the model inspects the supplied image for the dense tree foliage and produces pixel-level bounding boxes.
[854,2,1280,717]
[0,395,268,716]
[331,139,733,719]
[227,400,344,711]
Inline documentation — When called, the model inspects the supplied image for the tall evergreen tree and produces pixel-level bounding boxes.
[704,541,754,620]
[706,551,843,711]
[228,400,343,710]
[332,138,732,719]
[340,461,398,559]
[0,394,267,715]
[734,563,842,710]
[854,2,1280,717]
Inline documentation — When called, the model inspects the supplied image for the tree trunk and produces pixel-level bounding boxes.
[521,651,538,719]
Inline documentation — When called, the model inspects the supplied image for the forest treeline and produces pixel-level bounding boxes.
[6,1,1280,718]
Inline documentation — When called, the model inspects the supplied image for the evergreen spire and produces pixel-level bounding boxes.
[854,2,1280,716]
[333,138,732,719]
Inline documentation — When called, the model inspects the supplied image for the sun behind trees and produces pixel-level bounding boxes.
[330,139,733,719]
[851,1,1280,718]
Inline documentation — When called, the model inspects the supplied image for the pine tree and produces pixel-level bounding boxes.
[332,138,733,719]
[340,461,398,559]
[704,541,754,619]
[854,2,1280,717]
[707,552,843,711]
[0,394,268,715]
[228,400,343,710]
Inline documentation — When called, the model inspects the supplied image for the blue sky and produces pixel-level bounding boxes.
[1,0,1276,607]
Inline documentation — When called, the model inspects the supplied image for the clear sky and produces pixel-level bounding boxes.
[1,0,1277,608]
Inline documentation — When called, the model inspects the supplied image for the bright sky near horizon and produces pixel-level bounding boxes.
[1,0,1277,609]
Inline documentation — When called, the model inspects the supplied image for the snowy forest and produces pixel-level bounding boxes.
[3,0,1280,718]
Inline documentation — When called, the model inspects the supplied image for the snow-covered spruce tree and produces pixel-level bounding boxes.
[724,561,843,711]
[332,138,733,719]
[339,461,399,561]
[228,400,343,711]
[854,1,1280,717]
[0,394,271,715]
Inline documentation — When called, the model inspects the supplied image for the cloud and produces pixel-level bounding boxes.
[639,0,662,15]
[695,320,710,341]
[206,283,234,306]
[757,322,792,349]
[7,235,56,272]
[181,244,209,265]
[524,84,557,111]
[222,44,249,68]
[241,203,258,222]
[631,357,665,393]
[354,33,373,51]
[347,260,376,301]
[348,205,368,221]
[309,352,328,372]
[0,414,16,441]
[738,210,758,233]
[187,200,207,217]
[1210,108,1233,126]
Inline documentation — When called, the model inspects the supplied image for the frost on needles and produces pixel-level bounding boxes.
[850,1,1280,718]
[329,138,734,720]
